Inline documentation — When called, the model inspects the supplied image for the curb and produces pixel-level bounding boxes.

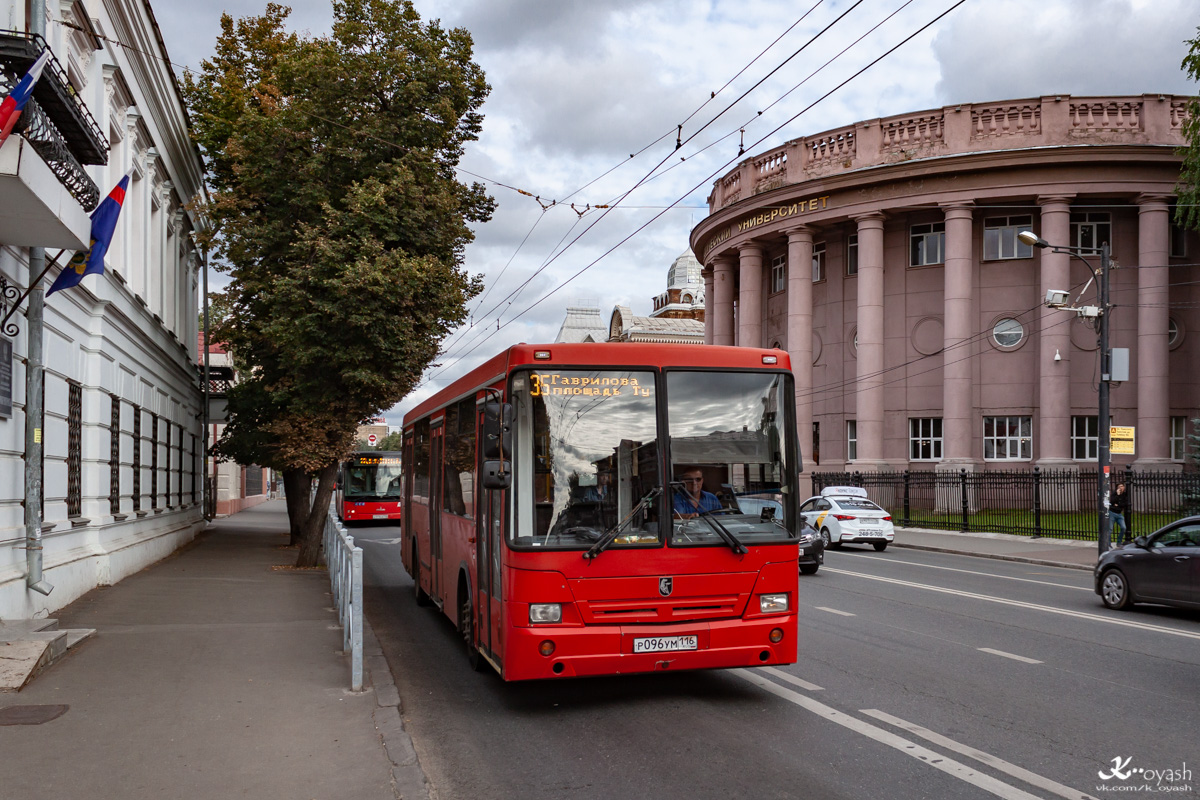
[362,621,432,800]
[891,541,1096,572]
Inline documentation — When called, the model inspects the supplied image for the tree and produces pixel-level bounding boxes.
[183,0,492,565]
[374,431,404,451]
[1176,27,1200,230]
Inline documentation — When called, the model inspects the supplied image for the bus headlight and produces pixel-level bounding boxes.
[759,593,789,614]
[529,603,562,624]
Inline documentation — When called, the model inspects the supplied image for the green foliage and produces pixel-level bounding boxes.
[183,0,492,477]
[371,431,404,451]
[1176,27,1200,230]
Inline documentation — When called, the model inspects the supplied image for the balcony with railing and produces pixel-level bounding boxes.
[0,31,108,248]
[709,94,1189,210]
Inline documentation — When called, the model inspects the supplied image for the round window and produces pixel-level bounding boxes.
[993,318,1024,348]
[1168,317,1179,347]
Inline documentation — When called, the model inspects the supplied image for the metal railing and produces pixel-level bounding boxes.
[323,505,364,692]
[813,467,1200,542]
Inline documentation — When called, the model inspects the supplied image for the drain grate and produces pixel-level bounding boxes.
[0,704,69,725]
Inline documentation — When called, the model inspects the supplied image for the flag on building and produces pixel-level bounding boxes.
[0,50,52,149]
[47,173,131,296]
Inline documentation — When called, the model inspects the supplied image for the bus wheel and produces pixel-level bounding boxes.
[413,543,431,607]
[460,587,483,672]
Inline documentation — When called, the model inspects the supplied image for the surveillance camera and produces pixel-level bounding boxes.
[1045,289,1069,307]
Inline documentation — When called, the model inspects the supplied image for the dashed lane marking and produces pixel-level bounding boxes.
[759,665,823,691]
[816,606,856,617]
[977,648,1043,664]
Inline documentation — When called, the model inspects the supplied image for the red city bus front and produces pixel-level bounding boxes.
[337,452,403,523]
[403,344,803,681]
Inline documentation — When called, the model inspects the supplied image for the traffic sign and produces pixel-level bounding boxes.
[367,433,377,446]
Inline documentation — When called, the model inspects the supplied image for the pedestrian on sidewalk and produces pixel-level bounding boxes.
[1110,482,1131,547]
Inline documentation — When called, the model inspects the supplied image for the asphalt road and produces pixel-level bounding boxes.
[355,524,1200,800]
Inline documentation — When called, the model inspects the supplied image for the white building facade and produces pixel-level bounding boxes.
[0,0,206,619]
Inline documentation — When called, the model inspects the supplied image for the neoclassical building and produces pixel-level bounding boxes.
[690,95,1199,474]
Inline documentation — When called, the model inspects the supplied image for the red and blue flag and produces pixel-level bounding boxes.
[48,173,131,296]
[0,51,51,149]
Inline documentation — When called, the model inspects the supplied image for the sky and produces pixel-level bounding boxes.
[152,0,1199,428]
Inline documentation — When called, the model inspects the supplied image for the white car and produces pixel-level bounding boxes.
[800,486,895,551]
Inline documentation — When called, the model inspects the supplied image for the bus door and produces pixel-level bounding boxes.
[476,407,503,663]
[429,422,445,607]
[402,434,414,572]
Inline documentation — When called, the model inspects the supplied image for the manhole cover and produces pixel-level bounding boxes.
[0,704,69,725]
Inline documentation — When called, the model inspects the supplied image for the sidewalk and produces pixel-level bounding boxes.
[0,500,428,800]
[893,526,1101,571]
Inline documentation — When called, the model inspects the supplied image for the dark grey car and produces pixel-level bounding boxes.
[1094,516,1200,611]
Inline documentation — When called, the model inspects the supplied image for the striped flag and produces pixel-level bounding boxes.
[47,173,131,296]
[0,51,51,149]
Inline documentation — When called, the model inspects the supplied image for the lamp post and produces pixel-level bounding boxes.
[1018,230,1112,556]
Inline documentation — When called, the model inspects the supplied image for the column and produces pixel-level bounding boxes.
[702,265,714,345]
[1037,196,1074,466]
[785,226,814,467]
[711,255,735,346]
[1135,195,1173,467]
[940,203,976,465]
[737,243,764,348]
[855,213,886,465]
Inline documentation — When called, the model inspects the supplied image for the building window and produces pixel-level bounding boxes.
[67,381,82,518]
[132,405,142,512]
[910,222,945,266]
[846,419,857,461]
[1069,212,1111,255]
[109,394,121,514]
[1171,416,1187,461]
[1170,223,1187,258]
[909,417,943,461]
[771,254,786,294]
[1071,415,1099,460]
[151,413,159,510]
[812,242,826,282]
[983,415,1032,461]
[191,433,198,505]
[846,233,858,276]
[812,421,820,466]
[983,215,1033,260]
[1168,317,1180,347]
[992,318,1024,348]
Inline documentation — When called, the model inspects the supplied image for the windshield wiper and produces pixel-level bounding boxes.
[583,486,663,561]
[671,483,748,555]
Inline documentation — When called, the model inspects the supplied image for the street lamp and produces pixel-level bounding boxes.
[1018,229,1113,556]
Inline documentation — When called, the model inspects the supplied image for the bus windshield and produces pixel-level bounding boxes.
[666,371,796,545]
[344,462,403,500]
[510,369,662,549]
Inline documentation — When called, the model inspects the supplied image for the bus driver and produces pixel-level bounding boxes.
[673,466,723,519]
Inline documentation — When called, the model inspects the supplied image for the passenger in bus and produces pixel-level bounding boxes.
[673,466,723,519]
[582,469,613,503]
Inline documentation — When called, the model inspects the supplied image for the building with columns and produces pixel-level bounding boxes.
[691,95,1198,475]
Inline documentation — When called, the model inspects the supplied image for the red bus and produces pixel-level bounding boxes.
[402,343,802,681]
[336,451,404,523]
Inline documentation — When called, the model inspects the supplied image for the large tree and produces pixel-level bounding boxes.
[1177,27,1200,230]
[184,0,492,565]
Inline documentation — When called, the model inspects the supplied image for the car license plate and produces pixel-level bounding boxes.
[632,635,698,654]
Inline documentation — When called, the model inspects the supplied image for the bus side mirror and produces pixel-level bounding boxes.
[482,401,512,459]
[481,460,511,490]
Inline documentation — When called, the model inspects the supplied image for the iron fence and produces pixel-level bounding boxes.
[812,467,1200,542]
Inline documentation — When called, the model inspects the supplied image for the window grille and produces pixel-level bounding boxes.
[67,381,82,517]
[132,405,141,511]
[109,394,120,514]
[151,413,159,509]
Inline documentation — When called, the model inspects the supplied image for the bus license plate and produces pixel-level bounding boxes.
[633,635,698,654]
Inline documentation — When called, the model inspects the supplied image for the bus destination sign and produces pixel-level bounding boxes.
[355,455,401,466]
[531,373,653,398]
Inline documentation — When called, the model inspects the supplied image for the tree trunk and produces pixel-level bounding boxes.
[295,461,338,568]
[282,468,312,546]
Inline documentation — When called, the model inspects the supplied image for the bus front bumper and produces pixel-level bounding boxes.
[503,616,798,681]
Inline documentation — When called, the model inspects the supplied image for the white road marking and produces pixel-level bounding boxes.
[857,554,1089,590]
[977,648,1042,664]
[861,709,1098,800]
[733,669,1045,800]
[822,567,1200,642]
[816,606,856,616]
[759,665,823,691]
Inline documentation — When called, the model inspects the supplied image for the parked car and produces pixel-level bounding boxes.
[735,495,824,574]
[1094,516,1200,611]
[800,486,895,551]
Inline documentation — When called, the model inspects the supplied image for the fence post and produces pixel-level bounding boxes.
[903,470,911,524]
[852,471,862,488]
[959,469,968,532]
[1123,465,1135,535]
[1032,466,1042,539]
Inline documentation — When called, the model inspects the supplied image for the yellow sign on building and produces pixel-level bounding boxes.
[1110,426,1135,455]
